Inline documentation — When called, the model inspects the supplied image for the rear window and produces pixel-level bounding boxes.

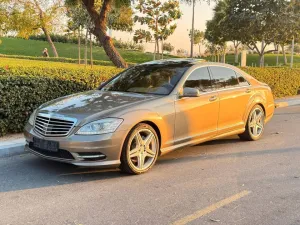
[236,72,250,86]
[209,66,239,89]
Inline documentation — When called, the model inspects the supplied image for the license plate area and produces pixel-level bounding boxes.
[33,137,59,152]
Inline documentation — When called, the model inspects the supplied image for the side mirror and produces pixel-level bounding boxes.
[180,87,201,98]
[98,82,106,90]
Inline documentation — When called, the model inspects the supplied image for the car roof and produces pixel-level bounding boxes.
[140,58,237,68]
[140,58,205,66]
[139,59,258,85]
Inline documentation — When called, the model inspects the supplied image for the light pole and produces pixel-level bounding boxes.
[190,0,195,58]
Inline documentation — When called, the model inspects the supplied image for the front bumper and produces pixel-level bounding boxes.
[24,123,128,167]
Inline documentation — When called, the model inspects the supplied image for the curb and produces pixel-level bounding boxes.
[0,138,26,158]
[275,98,300,109]
[275,102,289,108]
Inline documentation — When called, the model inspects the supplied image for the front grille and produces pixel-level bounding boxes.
[34,114,76,137]
[29,142,75,160]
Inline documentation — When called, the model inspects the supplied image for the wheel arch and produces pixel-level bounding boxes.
[243,95,267,123]
[139,120,162,150]
[119,118,164,159]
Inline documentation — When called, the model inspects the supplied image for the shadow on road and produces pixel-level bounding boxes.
[0,135,298,193]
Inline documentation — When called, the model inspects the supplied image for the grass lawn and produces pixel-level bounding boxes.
[0,37,174,64]
[0,57,107,69]
[1,37,299,67]
[205,53,300,67]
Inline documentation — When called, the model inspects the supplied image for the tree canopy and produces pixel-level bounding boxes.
[206,0,300,66]
[133,0,182,57]
[0,0,66,57]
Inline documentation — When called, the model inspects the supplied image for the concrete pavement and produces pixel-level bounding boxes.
[0,105,300,225]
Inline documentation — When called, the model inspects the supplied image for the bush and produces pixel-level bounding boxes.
[0,58,122,136]
[112,38,144,52]
[242,67,300,98]
[29,34,97,45]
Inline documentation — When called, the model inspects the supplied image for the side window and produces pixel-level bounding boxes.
[184,67,212,92]
[210,66,239,89]
[236,72,250,86]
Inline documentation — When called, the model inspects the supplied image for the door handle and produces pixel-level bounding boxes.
[209,95,218,102]
[245,88,252,93]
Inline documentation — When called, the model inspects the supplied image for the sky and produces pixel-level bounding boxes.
[111,1,216,55]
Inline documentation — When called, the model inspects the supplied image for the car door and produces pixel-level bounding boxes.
[209,66,252,134]
[174,67,219,145]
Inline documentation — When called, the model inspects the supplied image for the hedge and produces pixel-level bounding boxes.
[0,58,122,136]
[242,67,300,97]
[0,58,300,136]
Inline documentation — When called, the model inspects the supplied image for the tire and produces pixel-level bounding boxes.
[239,105,265,141]
[120,123,160,175]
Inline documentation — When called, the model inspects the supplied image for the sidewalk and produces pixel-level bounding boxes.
[0,135,26,158]
[0,95,300,158]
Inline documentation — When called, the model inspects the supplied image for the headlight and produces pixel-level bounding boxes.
[28,109,37,126]
[76,118,123,135]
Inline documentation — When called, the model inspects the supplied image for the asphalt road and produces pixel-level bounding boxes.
[1,106,300,225]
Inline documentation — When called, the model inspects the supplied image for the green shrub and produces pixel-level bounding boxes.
[0,58,122,136]
[242,67,300,98]
[112,38,145,52]
[28,34,97,45]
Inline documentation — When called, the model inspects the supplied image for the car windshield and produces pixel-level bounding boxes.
[101,62,192,95]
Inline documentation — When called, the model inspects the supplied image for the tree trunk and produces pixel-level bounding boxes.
[42,27,58,57]
[259,54,264,67]
[161,39,164,59]
[198,44,201,57]
[259,40,265,67]
[282,44,287,65]
[78,27,81,65]
[276,48,279,66]
[84,29,88,67]
[34,0,58,57]
[234,47,239,64]
[221,54,226,63]
[153,41,156,60]
[82,0,127,68]
[90,32,93,68]
[291,36,295,68]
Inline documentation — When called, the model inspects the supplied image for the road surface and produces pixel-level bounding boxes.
[1,106,300,225]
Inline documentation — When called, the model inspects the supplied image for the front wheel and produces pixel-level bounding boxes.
[120,123,159,174]
[239,105,265,141]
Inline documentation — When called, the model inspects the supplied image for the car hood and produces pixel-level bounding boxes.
[38,90,159,121]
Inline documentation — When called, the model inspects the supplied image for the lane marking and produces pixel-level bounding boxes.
[171,190,251,225]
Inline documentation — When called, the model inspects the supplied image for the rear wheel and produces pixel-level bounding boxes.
[239,105,265,141]
[120,123,159,174]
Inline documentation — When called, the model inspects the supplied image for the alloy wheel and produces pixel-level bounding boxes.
[127,128,158,171]
[249,108,264,137]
